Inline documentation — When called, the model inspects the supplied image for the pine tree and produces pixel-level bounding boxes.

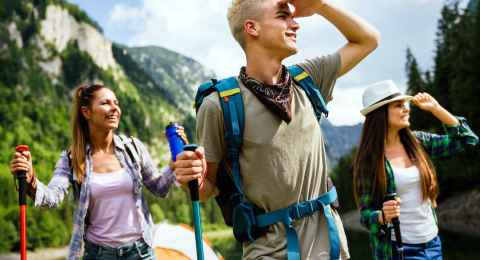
[402,1,480,198]
[431,4,461,114]
[426,1,480,198]
[405,48,433,130]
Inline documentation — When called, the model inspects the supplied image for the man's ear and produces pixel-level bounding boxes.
[244,20,259,37]
[81,106,91,120]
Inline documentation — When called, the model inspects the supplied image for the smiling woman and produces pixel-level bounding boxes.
[8,84,183,259]
[353,80,479,260]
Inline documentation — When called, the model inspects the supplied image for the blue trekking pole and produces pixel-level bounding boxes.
[165,123,205,260]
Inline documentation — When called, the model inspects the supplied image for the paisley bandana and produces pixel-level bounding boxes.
[239,66,293,123]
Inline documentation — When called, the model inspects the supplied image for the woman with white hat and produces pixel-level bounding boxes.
[352,80,478,260]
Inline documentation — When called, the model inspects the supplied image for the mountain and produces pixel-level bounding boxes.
[321,120,362,165]
[126,46,215,114]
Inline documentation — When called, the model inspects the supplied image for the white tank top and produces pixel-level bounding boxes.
[391,165,438,244]
[85,169,143,247]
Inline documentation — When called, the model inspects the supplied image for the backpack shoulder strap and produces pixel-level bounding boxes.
[129,136,142,165]
[195,79,219,112]
[214,77,245,194]
[288,65,329,121]
[66,150,73,182]
[118,134,142,170]
[66,150,81,201]
[195,77,246,195]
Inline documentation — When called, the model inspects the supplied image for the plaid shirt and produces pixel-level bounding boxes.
[33,134,176,259]
[357,117,478,260]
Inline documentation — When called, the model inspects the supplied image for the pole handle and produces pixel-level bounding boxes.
[385,193,403,246]
[15,145,29,205]
[184,144,200,202]
[183,144,205,260]
[15,145,29,260]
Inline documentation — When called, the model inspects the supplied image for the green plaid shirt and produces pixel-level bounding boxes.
[357,117,478,260]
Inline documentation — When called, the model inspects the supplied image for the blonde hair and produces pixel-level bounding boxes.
[227,0,266,49]
[70,84,106,183]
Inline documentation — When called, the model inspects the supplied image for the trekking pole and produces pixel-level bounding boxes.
[15,145,29,260]
[385,193,404,260]
[165,123,204,260]
[183,144,205,260]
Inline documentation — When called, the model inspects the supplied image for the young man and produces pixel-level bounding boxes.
[175,0,380,259]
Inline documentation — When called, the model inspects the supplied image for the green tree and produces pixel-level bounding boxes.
[330,148,356,213]
[405,48,434,130]
[405,1,480,199]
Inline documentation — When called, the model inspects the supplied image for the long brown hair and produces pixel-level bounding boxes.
[70,84,106,183]
[353,105,439,208]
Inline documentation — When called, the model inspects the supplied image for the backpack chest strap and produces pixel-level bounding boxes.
[256,187,341,260]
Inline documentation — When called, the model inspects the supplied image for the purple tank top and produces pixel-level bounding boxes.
[85,169,143,247]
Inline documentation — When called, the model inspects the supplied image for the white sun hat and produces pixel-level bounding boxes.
[360,80,413,116]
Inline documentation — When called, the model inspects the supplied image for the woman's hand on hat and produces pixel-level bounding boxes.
[412,92,439,112]
[414,92,459,126]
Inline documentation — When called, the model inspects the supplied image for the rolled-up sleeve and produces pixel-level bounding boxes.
[414,116,479,159]
[135,138,176,197]
[34,151,71,208]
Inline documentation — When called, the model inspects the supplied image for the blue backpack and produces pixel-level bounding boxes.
[195,65,341,260]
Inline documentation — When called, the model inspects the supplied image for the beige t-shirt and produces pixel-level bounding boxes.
[197,53,349,260]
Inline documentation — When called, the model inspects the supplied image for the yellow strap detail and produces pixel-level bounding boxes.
[219,88,241,98]
[294,71,309,82]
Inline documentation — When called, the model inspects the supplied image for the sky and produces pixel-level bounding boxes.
[68,0,466,126]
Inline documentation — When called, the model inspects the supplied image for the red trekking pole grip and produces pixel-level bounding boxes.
[15,144,29,260]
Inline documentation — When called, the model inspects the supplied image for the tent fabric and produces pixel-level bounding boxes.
[153,223,220,260]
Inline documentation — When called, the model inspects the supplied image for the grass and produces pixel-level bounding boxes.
[206,228,242,260]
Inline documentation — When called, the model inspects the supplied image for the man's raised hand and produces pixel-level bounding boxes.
[289,0,326,18]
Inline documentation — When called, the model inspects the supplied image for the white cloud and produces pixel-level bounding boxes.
[109,5,145,23]
[328,86,365,126]
[103,0,445,125]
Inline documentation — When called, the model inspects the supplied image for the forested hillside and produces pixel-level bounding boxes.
[0,0,219,252]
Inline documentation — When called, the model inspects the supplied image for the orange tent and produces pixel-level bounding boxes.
[153,223,222,260]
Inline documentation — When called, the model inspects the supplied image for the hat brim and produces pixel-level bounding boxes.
[361,95,413,116]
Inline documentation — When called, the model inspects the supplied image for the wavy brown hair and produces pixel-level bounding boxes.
[353,105,439,208]
[70,84,106,183]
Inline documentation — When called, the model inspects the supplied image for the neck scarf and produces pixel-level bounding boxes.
[239,66,293,123]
